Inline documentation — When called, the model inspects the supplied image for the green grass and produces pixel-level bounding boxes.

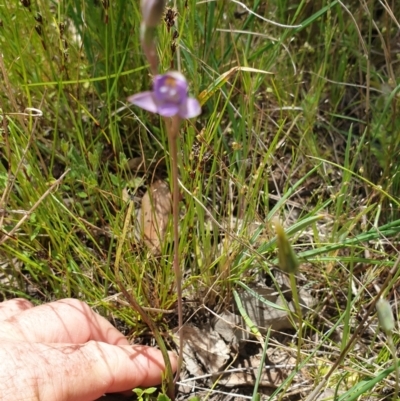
[1,0,400,399]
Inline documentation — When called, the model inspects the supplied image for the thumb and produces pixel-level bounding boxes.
[0,341,177,401]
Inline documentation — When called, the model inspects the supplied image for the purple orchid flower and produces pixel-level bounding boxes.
[128,71,201,119]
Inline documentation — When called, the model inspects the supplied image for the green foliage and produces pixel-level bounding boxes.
[132,387,175,401]
[1,0,400,399]
[133,387,158,401]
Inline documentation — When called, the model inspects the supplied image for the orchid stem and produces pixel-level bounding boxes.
[166,116,183,384]
[289,272,303,367]
[115,199,175,399]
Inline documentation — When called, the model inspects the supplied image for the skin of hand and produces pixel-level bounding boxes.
[0,298,177,401]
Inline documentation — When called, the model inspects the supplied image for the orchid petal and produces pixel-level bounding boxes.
[157,103,180,117]
[128,72,201,119]
[127,92,158,113]
[178,98,201,119]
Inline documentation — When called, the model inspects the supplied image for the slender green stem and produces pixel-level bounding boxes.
[289,272,303,367]
[387,335,399,401]
[252,328,271,401]
[233,289,264,345]
[115,200,175,399]
[166,116,184,384]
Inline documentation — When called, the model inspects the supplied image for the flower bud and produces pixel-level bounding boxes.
[274,220,299,274]
[141,0,166,28]
[377,298,395,334]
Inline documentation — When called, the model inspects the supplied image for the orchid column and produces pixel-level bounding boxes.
[128,0,201,385]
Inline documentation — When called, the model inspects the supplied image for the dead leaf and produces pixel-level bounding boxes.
[213,310,242,346]
[315,389,336,401]
[235,286,317,335]
[217,351,292,388]
[175,325,230,374]
[126,156,145,171]
[140,180,172,255]
[235,287,294,334]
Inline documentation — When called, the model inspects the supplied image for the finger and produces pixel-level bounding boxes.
[0,342,177,401]
[0,298,129,345]
[0,298,33,321]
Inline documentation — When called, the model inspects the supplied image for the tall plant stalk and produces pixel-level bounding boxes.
[166,115,184,382]
[127,1,201,393]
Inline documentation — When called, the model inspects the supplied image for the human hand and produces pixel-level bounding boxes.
[0,298,177,401]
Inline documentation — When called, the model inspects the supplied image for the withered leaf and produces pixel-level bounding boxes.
[175,325,230,374]
[140,180,172,255]
[217,351,292,388]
